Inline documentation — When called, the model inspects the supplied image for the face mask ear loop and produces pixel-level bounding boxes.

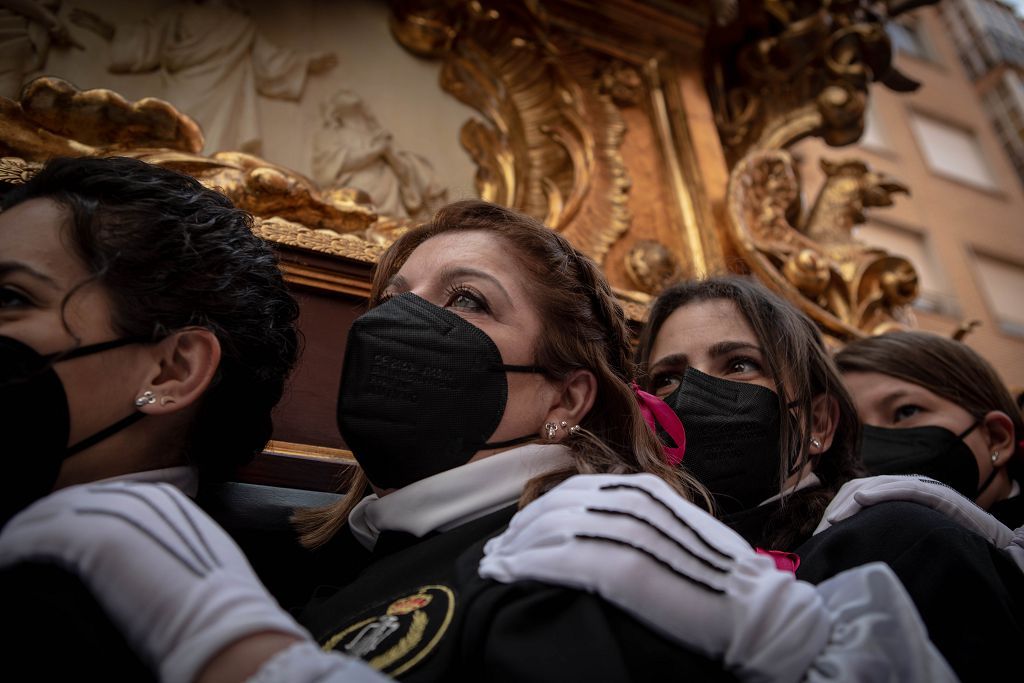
[956,418,983,441]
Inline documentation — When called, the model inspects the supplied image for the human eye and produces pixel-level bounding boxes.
[893,404,922,423]
[649,371,683,398]
[0,285,32,310]
[725,355,763,377]
[444,284,489,313]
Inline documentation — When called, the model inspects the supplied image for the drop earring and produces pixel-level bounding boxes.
[545,422,560,440]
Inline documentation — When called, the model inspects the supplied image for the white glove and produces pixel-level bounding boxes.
[480,473,955,683]
[814,475,1014,547]
[0,481,386,683]
[1005,525,1024,571]
[247,641,390,683]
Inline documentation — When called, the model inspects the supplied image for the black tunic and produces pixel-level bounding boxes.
[0,563,154,680]
[300,505,739,682]
[795,501,1024,682]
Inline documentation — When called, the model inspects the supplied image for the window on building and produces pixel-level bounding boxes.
[973,253,1024,336]
[887,18,934,61]
[908,112,1000,190]
[853,222,954,314]
[858,101,888,152]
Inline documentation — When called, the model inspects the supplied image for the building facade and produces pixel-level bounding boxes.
[796,2,1024,387]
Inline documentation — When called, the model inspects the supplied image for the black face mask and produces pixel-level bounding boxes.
[337,293,545,490]
[860,421,994,500]
[661,368,792,514]
[0,335,147,526]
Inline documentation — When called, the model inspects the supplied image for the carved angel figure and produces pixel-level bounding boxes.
[70,0,337,154]
[313,89,447,221]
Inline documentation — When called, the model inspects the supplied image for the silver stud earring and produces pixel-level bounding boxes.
[991,451,999,464]
[134,390,156,407]
[560,420,569,429]
[545,422,560,440]
[568,424,581,436]
[810,437,822,450]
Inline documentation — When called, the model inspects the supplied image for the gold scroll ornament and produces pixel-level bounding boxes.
[708,0,935,339]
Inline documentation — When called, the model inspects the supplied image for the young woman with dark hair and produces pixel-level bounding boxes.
[0,156,386,683]
[836,330,1024,527]
[596,275,1023,680]
[633,276,863,551]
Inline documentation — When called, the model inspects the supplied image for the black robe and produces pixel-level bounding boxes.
[794,501,1024,682]
[300,505,739,682]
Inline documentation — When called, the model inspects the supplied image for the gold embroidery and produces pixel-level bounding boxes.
[369,610,427,671]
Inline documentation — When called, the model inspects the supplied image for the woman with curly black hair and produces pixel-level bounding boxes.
[0,156,384,683]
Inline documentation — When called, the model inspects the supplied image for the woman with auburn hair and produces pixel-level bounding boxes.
[289,203,958,682]
[836,330,1024,527]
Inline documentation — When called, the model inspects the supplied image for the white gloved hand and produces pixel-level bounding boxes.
[1005,525,1024,573]
[814,475,1014,547]
[480,473,955,683]
[0,481,314,683]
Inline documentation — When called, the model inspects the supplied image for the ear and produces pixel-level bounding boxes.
[137,328,221,415]
[809,393,840,455]
[543,369,598,441]
[980,410,1016,466]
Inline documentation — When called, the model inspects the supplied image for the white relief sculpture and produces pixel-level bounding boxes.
[314,89,448,220]
[70,0,337,154]
[0,0,78,99]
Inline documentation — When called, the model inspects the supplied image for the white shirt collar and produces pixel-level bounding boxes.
[348,443,571,550]
[759,472,821,506]
[97,466,199,498]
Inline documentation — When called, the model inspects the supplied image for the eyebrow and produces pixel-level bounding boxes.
[0,261,59,289]
[649,341,763,374]
[707,340,763,357]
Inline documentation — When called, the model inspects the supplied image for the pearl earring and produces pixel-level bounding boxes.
[991,451,999,464]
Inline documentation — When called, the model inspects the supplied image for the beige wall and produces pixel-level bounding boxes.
[795,6,1024,387]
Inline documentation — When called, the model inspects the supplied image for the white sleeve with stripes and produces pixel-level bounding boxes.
[479,473,955,683]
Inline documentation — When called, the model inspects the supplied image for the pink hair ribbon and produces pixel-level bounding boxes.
[755,548,801,573]
[632,382,686,467]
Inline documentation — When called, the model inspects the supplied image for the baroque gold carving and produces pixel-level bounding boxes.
[390,0,632,265]
[727,149,918,338]
[0,78,387,258]
[710,1,934,339]
[625,240,682,295]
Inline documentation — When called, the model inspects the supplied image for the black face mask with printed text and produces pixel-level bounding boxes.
[337,293,544,490]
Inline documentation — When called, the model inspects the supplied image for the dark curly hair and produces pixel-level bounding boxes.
[3,156,300,478]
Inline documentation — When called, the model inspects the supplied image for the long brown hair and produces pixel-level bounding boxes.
[635,276,863,550]
[295,200,710,548]
[836,331,1023,482]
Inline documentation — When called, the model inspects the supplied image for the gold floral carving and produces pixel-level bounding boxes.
[0,78,388,259]
[709,1,934,339]
[390,0,632,265]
